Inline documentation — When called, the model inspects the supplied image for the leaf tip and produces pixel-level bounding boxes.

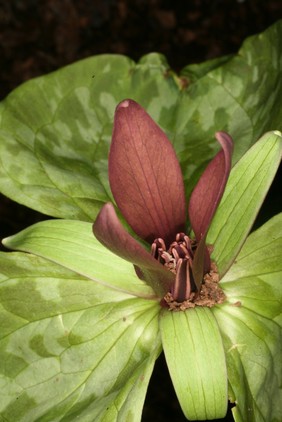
[273,130,282,137]
[1,236,11,248]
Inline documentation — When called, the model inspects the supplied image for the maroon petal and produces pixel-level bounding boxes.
[191,235,208,292]
[93,202,174,297]
[109,99,186,245]
[188,131,233,241]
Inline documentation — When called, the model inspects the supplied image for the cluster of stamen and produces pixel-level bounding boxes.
[151,233,198,303]
[151,233,225,310]
[151,233,196,273]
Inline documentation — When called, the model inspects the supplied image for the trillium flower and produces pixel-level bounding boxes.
[93,99,233,308]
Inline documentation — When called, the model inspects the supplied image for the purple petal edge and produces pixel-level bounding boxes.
[93,202,174,297]
[188,131,233,241]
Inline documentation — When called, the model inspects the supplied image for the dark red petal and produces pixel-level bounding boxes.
[109,99,186,245]
[188,131,233,240]
[191,235,209,292]
[93,202,174,297]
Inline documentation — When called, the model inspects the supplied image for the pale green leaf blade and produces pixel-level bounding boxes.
[207,131,282,276]
[160,307,228,420]
[221,213,282,321]
[214,214,282,422]
[2,219,155,299]
[0,252,161,422]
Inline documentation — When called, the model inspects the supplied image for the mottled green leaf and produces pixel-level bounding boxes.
[0,22,281,218]
[214,214,282,422]
[207,131,282,276]
[160,307,228,420]
[0,21,282,422]
[2,220,155,299]
[176,20,282,195]
[0,252,161,422]
[0,53,179,221]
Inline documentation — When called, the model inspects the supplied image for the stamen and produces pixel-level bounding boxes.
[151,242,157,258]
[168,241,177,253]
[176,232,186,242]
[161,251,173,264]
[151,232,204,302]
[172,248,179,261]
[184,235,193,256]
[157,238,166,250]
[179,243,189,258]
[151,237,167,260]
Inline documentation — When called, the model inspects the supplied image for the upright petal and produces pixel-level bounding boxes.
[109,99,186,245]
[191,234,208,292]
[188,132,233,241]
[93,202,174,297]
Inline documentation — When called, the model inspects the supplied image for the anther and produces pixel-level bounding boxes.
[172,248,180,261]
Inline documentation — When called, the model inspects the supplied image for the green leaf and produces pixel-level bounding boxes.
[0,22,281,218]
[207,130,282,276]
[0,53,180,221]
[159,307,228,420]
[221,213,282,321]
[0,252,161,422]
[214,214,282,422]
[2,219,155,299]
[176,20,282,196]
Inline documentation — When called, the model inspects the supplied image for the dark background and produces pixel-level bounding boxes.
[0,1,281,421]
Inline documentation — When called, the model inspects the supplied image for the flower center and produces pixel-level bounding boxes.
[151,233,225,310]
[151,232,196,274]
[151,233,198,302]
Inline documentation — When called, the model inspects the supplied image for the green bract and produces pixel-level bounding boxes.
[0,21,282,422]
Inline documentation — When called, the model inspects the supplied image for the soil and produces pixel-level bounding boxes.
[164,262,226,311]
[0,1,281,421]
